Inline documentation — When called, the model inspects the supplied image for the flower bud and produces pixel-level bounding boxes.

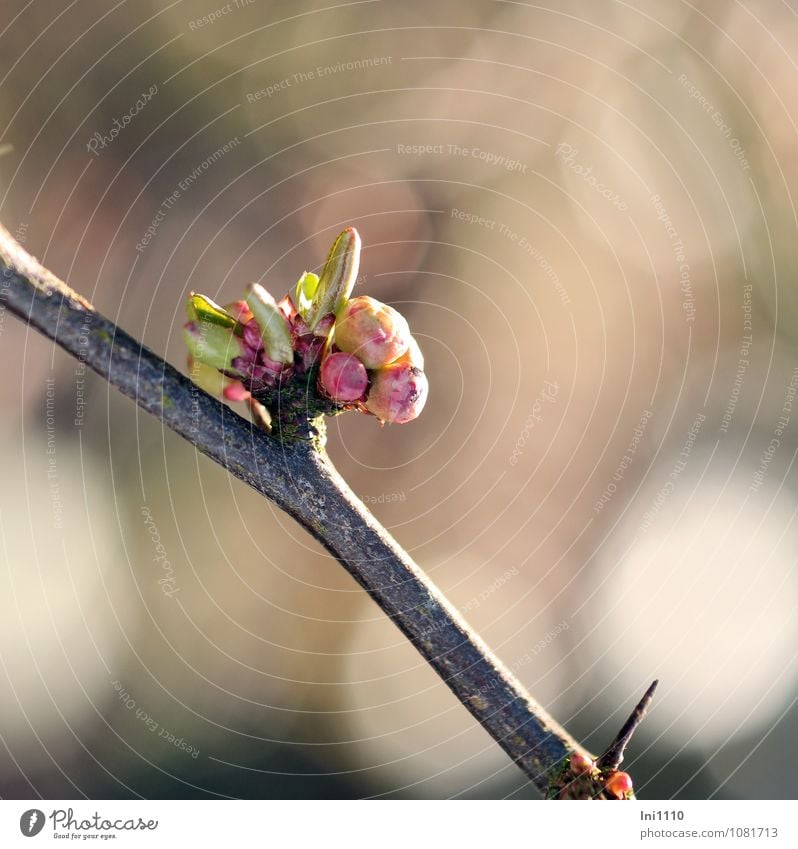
[393,334,424,369]
[183,320,246,373]
[365,362,428,424]
[604,771,634,799]
[569,752,594,775]
[334,295,410,369]
[244,283,294,365]
[319,352,368,403]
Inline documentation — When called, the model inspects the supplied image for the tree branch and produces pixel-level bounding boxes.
[1,222,605,797]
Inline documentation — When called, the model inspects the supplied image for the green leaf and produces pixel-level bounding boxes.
[308,227,360,330]
[183,321,245,372]
[245,283,294,364]
[295,272,319,321]
[186,293,241,334]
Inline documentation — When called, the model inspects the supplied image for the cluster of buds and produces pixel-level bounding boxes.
[183,227,428,438]
[565,752,635,800]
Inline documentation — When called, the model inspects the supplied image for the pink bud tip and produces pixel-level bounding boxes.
[320,351,369,403]
[365,362,428,424]
[334,295,411,369]
[222,381,251,402]
[604,771,634,799]
[570,752,594,774]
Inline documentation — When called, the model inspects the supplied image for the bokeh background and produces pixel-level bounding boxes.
[1,0,797,800]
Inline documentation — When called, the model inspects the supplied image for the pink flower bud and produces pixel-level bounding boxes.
[569,752,594,775]
[334,295,410,369]
[604,771,634,799]
[365,362,428,424]
[393,334,424,369]
[319,352,368,403]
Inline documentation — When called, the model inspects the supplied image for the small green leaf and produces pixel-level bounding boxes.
[183,321,245,372]
[308,227,360,330]
[298,271,319,299]
[186,293,241,334]
[245,283,294,364]
[188,356,230,397]
[295,271,319,321]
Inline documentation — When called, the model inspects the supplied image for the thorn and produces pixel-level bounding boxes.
[598,679,658,772]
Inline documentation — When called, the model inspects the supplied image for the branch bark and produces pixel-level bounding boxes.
[1,223,602,797]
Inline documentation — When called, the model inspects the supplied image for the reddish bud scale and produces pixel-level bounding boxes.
[242,319,265,352]
[292,315,330,375]
[312,313,335,338]
[278,295,296,321]
[224,300,253,323]
[225,314,294,392]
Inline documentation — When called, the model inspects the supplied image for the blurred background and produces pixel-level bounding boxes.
[1,0,797,800]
